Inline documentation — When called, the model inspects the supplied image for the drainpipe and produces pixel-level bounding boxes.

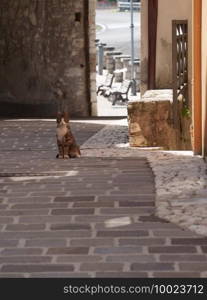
[148,0,158,89]
[193,0,202,155]
[130,0,136,95]
[205,77,207,158]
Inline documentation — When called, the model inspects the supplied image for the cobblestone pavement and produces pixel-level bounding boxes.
[82,121,207,237]
[0,119,207,278]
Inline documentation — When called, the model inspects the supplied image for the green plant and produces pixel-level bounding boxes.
[181,105,191,118]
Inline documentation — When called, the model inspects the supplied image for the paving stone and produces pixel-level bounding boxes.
[113,183,154,188]
[152,272,201,278]
[1,248,43,256]
[30,192,68,197]
[131,263,175,271]
[118,202,154,207]
[94,221,140,230]
[25,239,67,247]
[0,210,50,216]
[171,238,207,245]
[152,230,199,237]
[73,202,114,208]
[80,263,124,272]
[8,197,53,203]
[0,240,19,247]
[159,254,207,262]
[149,246,197,254]
[95,222,180,230]
[114,175,153,180]
[0,204,8,209]
[6,192,35,197]
[1,264,74,273]
[19,216,72,224]
[0,274,26,278]
[119,238,166,246]
[139,215,169,222]
[50,224,91,231]
[97,196,155,202]
[69,191,109,196]
[178,263,207,272]
[7,188,47,192]
[74,215,126,223]
[47,247,89,255]
[94,246,143,254]
[95,272,148,278]
[100,208,154,215]
[51,208,95,215]
[106,255,156,263]
[0,256,52,264]
[110,191,155,195]
[0,191,8,195]
[201,247,207,253]
[97,230,149,237]
[0,230,91,239]
[29,273,92,278]
[10,203,68,209]
[56,256,102,263]
[70,238,114,247]
[5,224,46,231]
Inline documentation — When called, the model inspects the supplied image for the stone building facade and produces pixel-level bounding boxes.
[141,0,192,96]
[128,0,193,151]
[0,0,97,117]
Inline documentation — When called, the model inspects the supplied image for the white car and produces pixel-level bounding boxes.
[117,0,141,11]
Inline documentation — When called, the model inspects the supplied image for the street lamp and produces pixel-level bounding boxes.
[130,0,136,95]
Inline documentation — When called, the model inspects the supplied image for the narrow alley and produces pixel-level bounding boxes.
[0,119,207,278]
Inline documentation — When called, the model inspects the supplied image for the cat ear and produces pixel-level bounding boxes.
[57,112,62,123]
[63,111,69,123]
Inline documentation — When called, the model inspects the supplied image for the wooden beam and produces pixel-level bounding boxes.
[148,0,158,89]
[193,0,202,155]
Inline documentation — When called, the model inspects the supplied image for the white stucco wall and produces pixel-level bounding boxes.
[156,0,192,90]
[141,0,192,99]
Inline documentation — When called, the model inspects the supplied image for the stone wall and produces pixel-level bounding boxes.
[128,90,192,150]
[156,0,192,93]
[0,0,94,117]
[139,0,193,151]
[88,0,98,116]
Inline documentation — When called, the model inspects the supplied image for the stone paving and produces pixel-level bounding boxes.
[82,120,207,237]
[0,119,207,278]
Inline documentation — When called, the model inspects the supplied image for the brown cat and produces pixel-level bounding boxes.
[56,112,81,159]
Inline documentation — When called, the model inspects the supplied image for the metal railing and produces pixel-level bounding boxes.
[172,20,188,125]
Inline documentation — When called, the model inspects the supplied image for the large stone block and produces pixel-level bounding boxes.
[127,90,192,150]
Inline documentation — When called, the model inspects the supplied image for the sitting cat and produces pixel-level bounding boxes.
[56,112,81,159]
